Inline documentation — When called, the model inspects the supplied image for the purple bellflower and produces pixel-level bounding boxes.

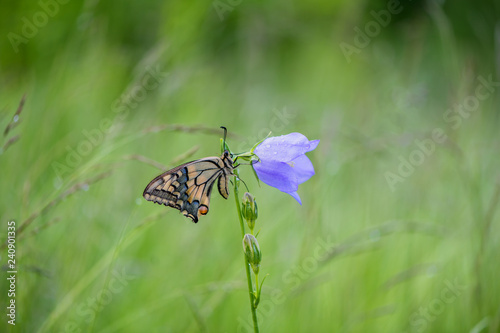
[252,133,319,204]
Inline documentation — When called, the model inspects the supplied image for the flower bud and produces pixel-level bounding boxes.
[242,234,261,275]
[241,192,258,231]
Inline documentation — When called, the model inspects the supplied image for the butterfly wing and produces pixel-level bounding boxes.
[143,157,231,222]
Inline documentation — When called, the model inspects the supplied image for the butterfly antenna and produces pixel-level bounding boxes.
[220,126,227,150]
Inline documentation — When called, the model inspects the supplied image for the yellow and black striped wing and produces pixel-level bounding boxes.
[143,156,233,223]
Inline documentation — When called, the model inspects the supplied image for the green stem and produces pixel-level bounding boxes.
[233,172,259,333]
[254,272,260,306]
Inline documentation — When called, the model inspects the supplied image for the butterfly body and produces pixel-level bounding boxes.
[143,151,234,223]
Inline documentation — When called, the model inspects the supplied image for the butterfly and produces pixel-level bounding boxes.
[143,131,234,223]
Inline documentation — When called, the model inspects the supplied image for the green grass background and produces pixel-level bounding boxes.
[1,0,500,332]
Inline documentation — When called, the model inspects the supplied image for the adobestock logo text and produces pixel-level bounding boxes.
[7,0,71,53]
[51,66,167,181]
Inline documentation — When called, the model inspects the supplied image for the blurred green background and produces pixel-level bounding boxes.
[1,0,500,332]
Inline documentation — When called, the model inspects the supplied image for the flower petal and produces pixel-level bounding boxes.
[289,154,315,184]
[288,191,302,205]
[254,133,319,163]
[307,139,320,152]
[253,159,298,193]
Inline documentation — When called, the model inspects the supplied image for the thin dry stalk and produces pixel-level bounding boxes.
[142,123,241,140]
[4,94,26,137]
[6,171,113,246]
